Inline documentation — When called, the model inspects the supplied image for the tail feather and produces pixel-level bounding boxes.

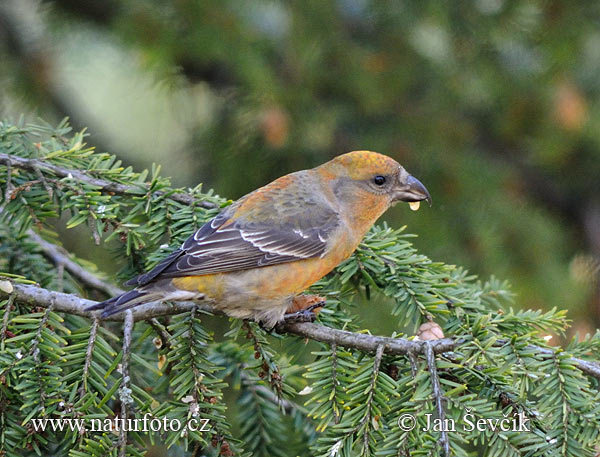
[86,289,156,318]
[87,278,195,318]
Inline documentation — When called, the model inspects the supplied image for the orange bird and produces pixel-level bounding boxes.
[89,151,431,326]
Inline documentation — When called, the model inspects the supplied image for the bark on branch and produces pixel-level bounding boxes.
[0,152,216,209]
[2,280,600,381]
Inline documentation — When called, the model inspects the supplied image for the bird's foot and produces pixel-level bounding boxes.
[287,294,326,314]
[279,295,326,326]
[280,303,324,325]
[259,295,326,332]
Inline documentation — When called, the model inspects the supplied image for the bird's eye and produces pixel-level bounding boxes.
[373,175,386,186]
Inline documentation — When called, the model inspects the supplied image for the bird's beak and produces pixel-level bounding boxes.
[392,174,432,206]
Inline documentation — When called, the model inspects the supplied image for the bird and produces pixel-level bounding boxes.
[87,151,431,327]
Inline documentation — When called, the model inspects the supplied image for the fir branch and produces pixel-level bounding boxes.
[243,321,284,398]
[1,159,13,210]
[55,262,64,293]
[407,350,419,378]
[0,205,122,296]
[188,306,206,406]
[251,382,300,416]
[424,342,449,457]
[32,164,53,199]
[330,343,340,424]
[552,352,569,456]
[496,338,600,380]
[0,293,14,349]
[2,280,600,382]
[29,303,55,415]
[0,152,216,209]
[148,318,172,351]
[29,300,55,359]
[3,280,207,321]
[78,317,98,400]
[281,321,455,357]
[118,311,134,457]
[361,344,385,454]
[27,230,124,296]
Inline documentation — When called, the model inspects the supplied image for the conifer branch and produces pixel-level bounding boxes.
[2,280,599,382]
[495,338,600,379]
[330,343,341,424]
[0,293,14,349]
[280,320,455,357]
[26,229,124,297]
[79,317,99,400]
[362,344,384,452]
[148,318,172,351]
[0,152,217,209]
[4,280,208,321]
[1,160,13,210]
[30,301,54,359]
[118,311,134,457]
[251,382,301,416]
[424,342,449,457]
[30,302,55,415]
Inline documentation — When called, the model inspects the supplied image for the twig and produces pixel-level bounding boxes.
[119,311,134,457]
[243,321,283,398]
[149,318,172,350]
[30,300,55,358]
[189,305,205,405]
[2,281,600,381]
[33,165,53,198]
[1,159,13,209]
[408,350,419,378]
[495,338,600,380]
[0,206,118,296]
[551,351,570,455]
[30,301,55,415]
[26,229,124,297]
[3,280,204,321]
[0,153,216,209]
[56,262,65,293]
[280,320,455,357]
[0,294,15,350]
[424,342,449,457]
[88,214,101,246]
[253,382,300,416]
[331,342,340,424]
[79,317,99,400]
[362,344,384,453]
[332,344,385,455]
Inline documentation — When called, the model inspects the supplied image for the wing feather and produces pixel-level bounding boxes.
[126,184,340,287]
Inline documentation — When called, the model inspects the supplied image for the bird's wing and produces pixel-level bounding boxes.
[126,173,340,287]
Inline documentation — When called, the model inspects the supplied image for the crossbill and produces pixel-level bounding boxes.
[89,151,431,326]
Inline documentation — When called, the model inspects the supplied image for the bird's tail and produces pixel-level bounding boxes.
[86,288,164,318]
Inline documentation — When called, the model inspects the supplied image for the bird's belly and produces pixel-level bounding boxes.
[172,256,336,303]
[170,228,357,326]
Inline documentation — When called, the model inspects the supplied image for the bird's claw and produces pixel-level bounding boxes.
[259,299,326,333]
[281,301,326,325]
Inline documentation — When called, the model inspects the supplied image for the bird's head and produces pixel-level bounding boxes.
[321,151,431,212]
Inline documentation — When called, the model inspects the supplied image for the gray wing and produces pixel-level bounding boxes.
[126,193,340,287]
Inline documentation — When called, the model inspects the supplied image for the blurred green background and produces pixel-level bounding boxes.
[1,0,599,335]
